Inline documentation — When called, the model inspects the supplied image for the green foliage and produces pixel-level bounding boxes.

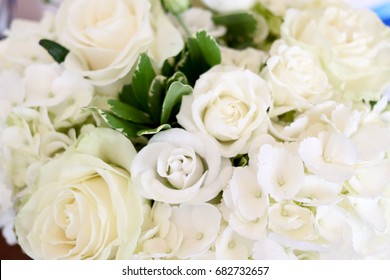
[176,30,221,85]
[213,12,257,49]
[39,39,69,63]
[94,31,221,142]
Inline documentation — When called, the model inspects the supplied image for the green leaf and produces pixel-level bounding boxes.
[137,124,171,137]
[131,53,156,112]
[166,71,188,88]
[91,108,146,138]
[177,31,221,85]
[195,30,221,67]
[148,75,167,122]
[213,12,257,48]
[160,81,193,124]
[107,99,153,124]
[39,39,70,63]
[119,84,143,110]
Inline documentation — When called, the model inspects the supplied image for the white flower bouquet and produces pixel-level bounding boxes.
[1,0,390,260]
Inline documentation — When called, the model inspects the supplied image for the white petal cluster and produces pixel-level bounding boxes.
[137,202,221,259]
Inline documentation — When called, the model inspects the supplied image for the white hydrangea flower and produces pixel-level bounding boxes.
[171,203,221,259]
[268,201,316,241]
[295,175,343,206]
[270,101,364,142]
[0,13,56,72]
[0,70,25,121]
[138,203,183,259]
[315,204,351,243]
[253,237,296,260]
[215,226,255,260]
[220,46,268,74]
[222,166,268,240]
[139,202,221,259]
[257,143,305,201]
[299,131,358,183]
[22,63,94,128]
[347,161,390,197]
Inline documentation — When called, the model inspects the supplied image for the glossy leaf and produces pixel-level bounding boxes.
[160,81,193,124]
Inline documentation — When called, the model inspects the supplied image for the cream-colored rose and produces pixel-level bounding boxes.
[263,40,332,116]
[177,66,272,157]
[56,0,183,92]
[281,6,390,101]
[15,128,143,259]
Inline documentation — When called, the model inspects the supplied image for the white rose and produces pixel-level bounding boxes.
[201,0,256,13]
[177,66,272,157]
[268,201,316,241]
[222,166,268,240]
[263,41,332,116]
[15,128,144,259]
[281,6,390,101]
[57,0,183,91]
[131,128,232,204]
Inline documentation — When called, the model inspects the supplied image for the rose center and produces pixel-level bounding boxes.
[158,147,205,189]
[63,198,80,241]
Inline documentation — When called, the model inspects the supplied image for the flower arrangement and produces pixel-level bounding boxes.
[1,0,390,260]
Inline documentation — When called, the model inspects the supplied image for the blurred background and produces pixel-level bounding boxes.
[0,0,390,260]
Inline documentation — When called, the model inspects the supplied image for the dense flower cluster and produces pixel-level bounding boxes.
[1,0,390,259]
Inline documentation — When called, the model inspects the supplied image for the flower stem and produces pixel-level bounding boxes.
[174,12,191,37]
